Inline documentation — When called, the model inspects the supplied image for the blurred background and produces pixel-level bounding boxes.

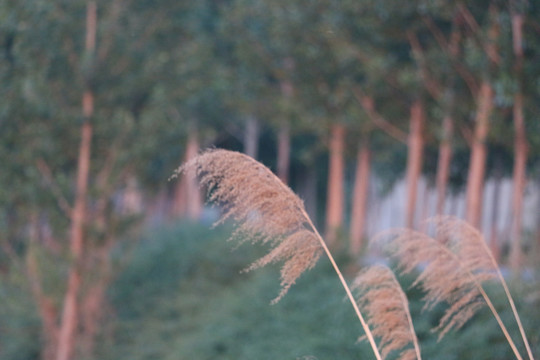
[1,0,540,359]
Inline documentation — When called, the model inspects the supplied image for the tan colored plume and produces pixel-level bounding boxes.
[172,148,322,303]
[373,216,533,360]
[352,265,421,360]
[173,148,384,360]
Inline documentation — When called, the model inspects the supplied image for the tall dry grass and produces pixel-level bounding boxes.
[374,216,534,360]
[173,149,534,360]
[173,148,382,360]
[351,264,421,360]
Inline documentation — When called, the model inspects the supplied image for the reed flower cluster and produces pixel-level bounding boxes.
[174,148,534,360]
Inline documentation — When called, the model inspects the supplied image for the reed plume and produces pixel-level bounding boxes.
[352,265,421,360]
[429,216,534,360]
[374,216,533,360]
[173,148,382,360]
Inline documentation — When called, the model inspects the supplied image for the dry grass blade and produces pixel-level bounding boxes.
[373,216,528,360]
[352,265,421,360]
[172,148,383,360]
[172,148,322,303]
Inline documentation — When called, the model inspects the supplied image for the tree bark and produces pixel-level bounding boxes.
[56,98,93,360]
[173,126,202,219]
[185,128,202,220]
[464,3,499,231]
[405,101,424,229]
[56,4,96,360]
[436,115,453,215]
[277,122,290,184]
[325,123,345,245]
[490,167,502,263]
[79,246,111,357]
[172,166,187,217]
[465,82,493,229]
[509,10,527,271]
[435,16,460,216]
[244,116,260,159]
[350,138,370,256]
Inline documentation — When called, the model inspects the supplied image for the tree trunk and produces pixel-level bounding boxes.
[350,139,371,256]
[297,166,318,227]
[436,116,453,215]
[56,97,92,360]
[185,128,202,220]
[277,122,290,184]
[172,126,202,220]
[325,123,345,245]
[244,116,260,159]
[490,167,502,263]
[79,246,111,357]
[434,11,460,216]
[509,10,528,271]
[405,101,424,229]
[465,82,493,229]
[172,170,187,217]
[56,4,96,360]
[509,104,527,269]
[278,74,294,184]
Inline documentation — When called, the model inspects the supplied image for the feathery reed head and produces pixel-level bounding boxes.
[173,149,322,303]
[352,265,420,360]
[373,216,497,340]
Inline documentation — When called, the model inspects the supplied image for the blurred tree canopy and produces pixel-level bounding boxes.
[1,0,540,359]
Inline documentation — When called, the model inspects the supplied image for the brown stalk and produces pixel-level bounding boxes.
[174,148,382,360]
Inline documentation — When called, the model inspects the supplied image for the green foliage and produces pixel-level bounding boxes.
[94,223,539,360]
[2,224,538,360]
[3,0,540,358]
[409,277,540,360]
[99,222,373,360]
[0,267,41,360]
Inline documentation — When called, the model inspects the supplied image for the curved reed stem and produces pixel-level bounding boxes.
[478,241,534,360]
[181,149,383,360]
[477,283,523,360]
[426,217,532,360]
[395,278,422,360]
[301,209,382,360]
[434,240,524,360]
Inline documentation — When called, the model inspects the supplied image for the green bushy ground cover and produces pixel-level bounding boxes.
[1,222,538,359]
[98,222,540,360]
